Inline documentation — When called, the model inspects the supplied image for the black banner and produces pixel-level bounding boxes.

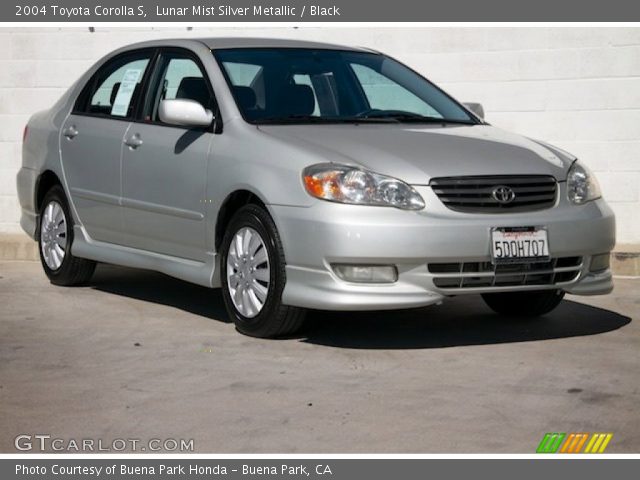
[5,0,640,22]
[3,459,639,480]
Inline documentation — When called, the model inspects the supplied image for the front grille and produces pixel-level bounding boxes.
[430,175,557,213]
[429,257,582,290]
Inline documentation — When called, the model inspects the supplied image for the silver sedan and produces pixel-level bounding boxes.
[17,38,615,337]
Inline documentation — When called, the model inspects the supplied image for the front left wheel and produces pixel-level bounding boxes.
[38,185,96,286]
[220,204,306,338]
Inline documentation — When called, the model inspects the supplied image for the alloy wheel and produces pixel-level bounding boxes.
[226,227,270,318]
[40,200,67,271]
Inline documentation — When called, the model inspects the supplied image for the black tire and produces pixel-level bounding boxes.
[220,204,306,338]
[38,185,96,286]
[481,290,565,317]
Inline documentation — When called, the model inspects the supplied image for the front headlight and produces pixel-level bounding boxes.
[302,163,425,210]
[567,161,602,204]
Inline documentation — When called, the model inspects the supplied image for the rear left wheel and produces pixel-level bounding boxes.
[39,185,96,286]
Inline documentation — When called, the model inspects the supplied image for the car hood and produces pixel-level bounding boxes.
[257,124,574,184]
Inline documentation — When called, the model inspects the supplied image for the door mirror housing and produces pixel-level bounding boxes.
[158,99,213,127]
[463,102,485,120]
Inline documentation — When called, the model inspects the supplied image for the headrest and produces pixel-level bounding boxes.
[233,86,257,110]
[109,82,140,115]
[282,84,315,117]
[176,77,210,108]
[110,82,121,105]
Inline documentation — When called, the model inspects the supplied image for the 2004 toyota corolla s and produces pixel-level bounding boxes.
[16,38,615,337]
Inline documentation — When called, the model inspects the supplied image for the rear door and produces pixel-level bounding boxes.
[61,49,154,244]
[120,48,215,260]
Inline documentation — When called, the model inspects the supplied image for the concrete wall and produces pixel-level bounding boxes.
[1,27,639,245]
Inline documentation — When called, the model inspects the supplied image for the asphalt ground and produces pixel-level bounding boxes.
[1,261,638,453]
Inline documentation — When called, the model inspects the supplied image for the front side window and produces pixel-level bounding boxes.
[214,48,475,125]
[77,51,151,118]
[147,54,215,122]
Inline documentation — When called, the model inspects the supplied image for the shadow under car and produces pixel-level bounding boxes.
[88,264,631,349]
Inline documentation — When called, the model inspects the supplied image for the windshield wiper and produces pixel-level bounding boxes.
[357,112,476,124]
[257,115,399,125]
[256,114,475,125]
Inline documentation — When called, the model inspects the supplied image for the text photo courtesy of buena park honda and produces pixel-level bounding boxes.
[1,24,640,457]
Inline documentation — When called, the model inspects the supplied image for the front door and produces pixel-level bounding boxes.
[121,50,214,261]
[61,50,153,244]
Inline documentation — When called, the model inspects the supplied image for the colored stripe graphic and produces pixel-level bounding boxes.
[573,433,589,453]
[584,433,613,453]
[560,433,588,453]
[560,434,574,453]
[537,433,566,453]
[537,432,613,453]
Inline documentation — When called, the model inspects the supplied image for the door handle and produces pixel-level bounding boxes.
[124,134,143,149]
[62,125,78,139]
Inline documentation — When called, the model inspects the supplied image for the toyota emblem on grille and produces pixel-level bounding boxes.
[491,185,516,204]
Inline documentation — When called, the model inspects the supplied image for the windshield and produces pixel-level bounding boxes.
[214,48,477,125]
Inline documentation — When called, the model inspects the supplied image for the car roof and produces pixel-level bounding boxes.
[197,37,369,51]
[116,37,373,53]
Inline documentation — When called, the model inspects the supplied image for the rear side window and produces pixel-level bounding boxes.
[75,51,152,118]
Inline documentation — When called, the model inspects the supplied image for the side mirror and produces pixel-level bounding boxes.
[463,102,485,120]
[158,99,213,127]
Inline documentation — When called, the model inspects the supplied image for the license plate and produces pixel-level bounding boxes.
[491,227,549,263]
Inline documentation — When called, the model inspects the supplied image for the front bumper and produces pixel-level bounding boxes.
[271,185,615,311]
